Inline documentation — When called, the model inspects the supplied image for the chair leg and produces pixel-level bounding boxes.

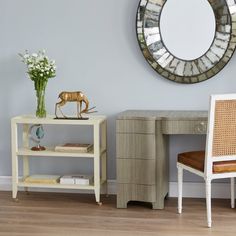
[177,165,183,214]
[231,177,235,209]
[205,178,212,228]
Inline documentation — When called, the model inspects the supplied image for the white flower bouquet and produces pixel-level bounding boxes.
[19,50,56,118]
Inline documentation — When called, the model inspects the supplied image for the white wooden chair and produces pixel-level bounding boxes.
[177,94,236,228]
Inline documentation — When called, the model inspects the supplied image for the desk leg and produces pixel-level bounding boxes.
[94,123,101,205]
[117,183,128,208]
[152,200,164,209]
[153,121,169,209]
[11,121,18,200]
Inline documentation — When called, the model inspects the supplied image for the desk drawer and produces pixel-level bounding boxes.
[116,133,155,159]
[117,183,156,203]
[117,159,156,185]
[162,120,207,134]
[116,120,155,134]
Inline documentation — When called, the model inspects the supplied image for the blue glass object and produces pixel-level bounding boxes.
[36,126,44,140]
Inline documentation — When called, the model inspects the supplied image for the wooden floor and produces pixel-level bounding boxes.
[0,192,236,236]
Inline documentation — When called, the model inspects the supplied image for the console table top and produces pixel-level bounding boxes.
[11,115,106,125]
[117,110,208,121]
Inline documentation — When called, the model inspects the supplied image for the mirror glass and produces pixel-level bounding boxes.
[160,0,216,60]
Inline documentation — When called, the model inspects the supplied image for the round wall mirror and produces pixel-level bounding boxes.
[136,0,236,83]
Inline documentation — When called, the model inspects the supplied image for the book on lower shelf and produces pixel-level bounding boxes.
[55,143,93,153]
[24,175,61,184]
[60,175,93,185]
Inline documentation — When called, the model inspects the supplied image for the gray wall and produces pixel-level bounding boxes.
[0,0,236,182]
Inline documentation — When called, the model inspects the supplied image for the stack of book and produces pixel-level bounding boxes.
[60,175,93,185]
[55,143,93,153]
[24,175,61,184]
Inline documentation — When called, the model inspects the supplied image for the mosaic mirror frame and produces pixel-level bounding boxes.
[136,0,236,83]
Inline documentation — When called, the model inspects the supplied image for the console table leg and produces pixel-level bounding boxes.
[95,187,101,204]
[11,121,18,200]
[23,124,30,193]
[94,123,101,205]
[12,187,18,200]
[101,120,108,196]
[12,153,18,200]
[101,152,108,196]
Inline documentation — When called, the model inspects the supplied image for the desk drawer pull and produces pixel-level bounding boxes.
[195,122,207,134]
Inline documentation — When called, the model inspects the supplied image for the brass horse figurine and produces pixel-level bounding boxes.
[55,91,96,118]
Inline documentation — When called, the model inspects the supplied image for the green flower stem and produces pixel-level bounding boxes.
[35,80,47,118]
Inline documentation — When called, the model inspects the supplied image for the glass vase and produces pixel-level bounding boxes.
[35,80,47,118]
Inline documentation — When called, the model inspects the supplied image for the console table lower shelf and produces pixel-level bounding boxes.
[18,179,106,190]
[17,179,106,205]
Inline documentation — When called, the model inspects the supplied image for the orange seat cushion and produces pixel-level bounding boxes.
[178,151,236,173]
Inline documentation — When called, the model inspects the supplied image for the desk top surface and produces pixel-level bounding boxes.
[117,110,208,121]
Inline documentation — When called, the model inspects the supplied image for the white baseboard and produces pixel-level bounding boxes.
[0,176,232,199]
[169,182,232,199]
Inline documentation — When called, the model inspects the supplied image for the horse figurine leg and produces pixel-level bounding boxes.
[55,103,58,117]
[77,101,83,118]
[55,100,67,118]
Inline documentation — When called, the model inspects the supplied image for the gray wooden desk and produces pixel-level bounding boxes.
[116,110,208,209]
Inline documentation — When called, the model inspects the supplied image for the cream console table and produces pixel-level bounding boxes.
[11,115,107,205]
[116,110,208,209]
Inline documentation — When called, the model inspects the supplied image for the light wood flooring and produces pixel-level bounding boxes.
[0,191,236,236]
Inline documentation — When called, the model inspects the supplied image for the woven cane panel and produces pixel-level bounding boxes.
[213,100,236,157]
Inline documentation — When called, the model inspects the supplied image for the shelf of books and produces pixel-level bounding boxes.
[17,147,95,158]
[18,181,95,190]
[17,147,106,158]
[17,178,106,190]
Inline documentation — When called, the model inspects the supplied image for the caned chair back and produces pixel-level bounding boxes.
[205,94,236,175]
[213,99,236,157]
